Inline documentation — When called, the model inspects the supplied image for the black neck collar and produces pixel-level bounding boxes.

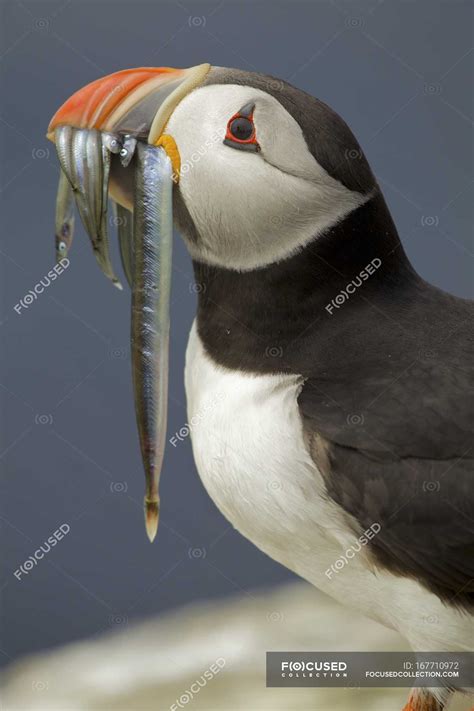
[193,191,419,375]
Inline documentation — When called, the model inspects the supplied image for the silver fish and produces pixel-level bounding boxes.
[55,126,122,290]
[113,202,134,288]
[131,144,173,542]
[54,129,174,541]
[49,65,212,542]
[55,168,75,263]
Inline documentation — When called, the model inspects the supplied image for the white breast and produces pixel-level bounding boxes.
[184,322,472,655]
[184,323,347,565]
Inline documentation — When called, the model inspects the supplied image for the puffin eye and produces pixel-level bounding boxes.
[229,117,254,141]
[223,102,260,153]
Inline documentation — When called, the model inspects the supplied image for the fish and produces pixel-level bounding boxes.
[53,127,173,542]
[131,144,173,542]
[55,168,75,263]
[55,126,122,290]
[47,65,209,541]
[113,201,134,288]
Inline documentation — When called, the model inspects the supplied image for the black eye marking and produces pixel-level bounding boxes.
[223,102,260,153]
[238,102,256,119]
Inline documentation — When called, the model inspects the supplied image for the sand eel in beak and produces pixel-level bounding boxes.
[54,125,122,289]
[112,202,133,288]
[48,65,473,710]
[131,143,173,543]
[48,64,210,541]
[55,168,75,263]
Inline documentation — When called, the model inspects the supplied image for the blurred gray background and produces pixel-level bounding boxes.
[0,0,472,666]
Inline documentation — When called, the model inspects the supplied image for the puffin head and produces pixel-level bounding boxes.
[166,67,377,270]
[48,63,377,271]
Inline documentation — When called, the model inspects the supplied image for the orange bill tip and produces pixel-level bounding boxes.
[47,64,210,144]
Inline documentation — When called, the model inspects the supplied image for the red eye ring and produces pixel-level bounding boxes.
[223,102,260,152]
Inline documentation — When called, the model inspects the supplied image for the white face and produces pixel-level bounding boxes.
[165,83,369,271]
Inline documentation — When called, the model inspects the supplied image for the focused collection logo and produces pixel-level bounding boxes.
[267,652,474,688]
[281,660,348,678]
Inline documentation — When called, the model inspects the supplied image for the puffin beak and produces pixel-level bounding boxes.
[47,64,210,541]
[47,65,210,177]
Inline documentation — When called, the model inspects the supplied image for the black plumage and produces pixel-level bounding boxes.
[173,68,474,610]
[191,192,473,608]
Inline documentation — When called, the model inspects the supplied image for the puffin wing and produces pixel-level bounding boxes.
[298,338,474,609]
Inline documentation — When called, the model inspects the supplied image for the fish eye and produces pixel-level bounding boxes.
[58,241,67,252]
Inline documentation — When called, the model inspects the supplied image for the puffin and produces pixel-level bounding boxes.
[47,64,473,711]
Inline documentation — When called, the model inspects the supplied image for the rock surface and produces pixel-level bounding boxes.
[2,582,470,710]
